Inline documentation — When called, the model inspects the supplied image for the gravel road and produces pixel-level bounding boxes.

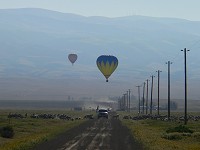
[33,113,143,150]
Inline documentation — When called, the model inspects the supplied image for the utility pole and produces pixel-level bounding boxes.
[150,75,155,115]
[128,89,131,112]
[142,82,146,114]
[146,79,149,114]
[120,96,122,110]
[123,94,126,111]
[119,97,122,110]
[136,85,141,114]
[181,48,190,125]
[118,97,121,110]
[126,91,129,112]
[166,61,172,120]
[156,70,162,116]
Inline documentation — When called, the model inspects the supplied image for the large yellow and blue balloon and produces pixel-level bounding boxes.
[96,55,118,82]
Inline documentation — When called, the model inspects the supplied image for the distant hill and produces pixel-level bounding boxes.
[0,8,200,100]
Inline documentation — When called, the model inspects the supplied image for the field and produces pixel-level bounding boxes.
[1,109,200,150]
[120,111,200,150]
[0,109,94,150]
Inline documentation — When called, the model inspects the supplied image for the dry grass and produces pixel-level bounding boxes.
[120,112,200,150]
[0,109,94,150]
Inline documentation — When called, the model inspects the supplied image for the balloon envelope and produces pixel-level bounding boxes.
[68,54,77,65]
[96,55,118,82]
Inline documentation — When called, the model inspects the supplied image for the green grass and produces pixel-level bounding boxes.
[120,112,200,150]
[0,109,94,150]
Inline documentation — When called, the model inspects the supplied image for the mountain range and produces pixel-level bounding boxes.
[0,8,200,101]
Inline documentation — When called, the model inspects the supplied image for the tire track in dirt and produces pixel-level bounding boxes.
[58,119,112,150]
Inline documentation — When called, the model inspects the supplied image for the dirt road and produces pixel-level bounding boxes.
[33,114,143,150]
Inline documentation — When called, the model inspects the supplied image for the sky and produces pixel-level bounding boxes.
[0,0,200,21]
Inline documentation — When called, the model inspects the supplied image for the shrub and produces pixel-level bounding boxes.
[166,125,193,133]
[192,132,200,139]
[162,132,182,140]
[182,132,192,137]
[0,125,15,138]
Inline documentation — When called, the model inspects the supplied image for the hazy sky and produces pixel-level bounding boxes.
[0,0,200,21]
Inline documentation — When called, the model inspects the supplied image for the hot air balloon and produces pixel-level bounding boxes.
[96,55,118,82]
[68,54,77,65]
